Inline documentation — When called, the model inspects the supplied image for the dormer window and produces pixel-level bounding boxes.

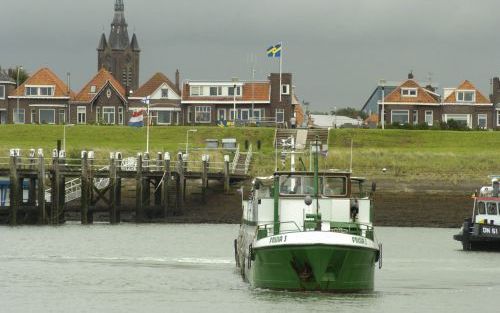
[90,85,97,93]
[456,91,475,103]
[25,86,54,96]
[228,86,241,96]
[190,85,202,96]
[209,86,222,96]
[161,88,169,98]
[401,88,417,97]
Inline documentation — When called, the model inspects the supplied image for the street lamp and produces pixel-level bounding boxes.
[185,129,197,156]
[232,77,238,126]
[63,124,75,151]
[15,66,23,124]
[379,79,386,130]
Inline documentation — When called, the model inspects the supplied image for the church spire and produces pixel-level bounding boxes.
[109,0,129,50]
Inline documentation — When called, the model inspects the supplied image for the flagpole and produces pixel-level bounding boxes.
[279,41,283,103]
[146,101,150,153]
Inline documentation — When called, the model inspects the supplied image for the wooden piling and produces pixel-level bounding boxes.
[9,150,20,226]
[28,149,36,206]
[115,152,122,222]
[80,151,89,224]
[143,153,150,216]
[162,153,171,219]
[154,152,163,207]
[37,149,46,224]
[136,153,144,222]
[177,152,185,214]
[224,155,230,194]
[201,155,209,203]
[109,153,119,224]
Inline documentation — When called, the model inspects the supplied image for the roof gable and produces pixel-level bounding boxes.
[133,72,180,98]
[10,67,74,98]
[384,80,440,104]
[75,68,125,103]
[443,80,490,104]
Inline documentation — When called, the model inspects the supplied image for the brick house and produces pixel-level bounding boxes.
[128,71,182,125]
[0,71,16,124]
[8,68,73,124]
[71,68,127,125]
[488,77,500,129]
[181,73,294,126]
[379,75,492,129]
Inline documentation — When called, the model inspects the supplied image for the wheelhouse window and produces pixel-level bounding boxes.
[323,177,347,196]
[77,106,86,124]
[195,106,211,123]
[425,110,433,126]
[478,201,486,215]
[279,175,315,195]
[39,109,55,124]
[391,110,409,124]
[487,202,498,215]
[102,107,115,124]
[401,88,417,97]
[457,91,475,103]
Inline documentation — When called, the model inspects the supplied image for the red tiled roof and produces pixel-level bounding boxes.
[384,80,440,103]
[10,67,75,98]
[182,82,270,102]
[443,80,490,104]
[74,68,125,102]
[133,72,180,98]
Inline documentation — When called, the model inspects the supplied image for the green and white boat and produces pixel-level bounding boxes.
[235,139,381,292]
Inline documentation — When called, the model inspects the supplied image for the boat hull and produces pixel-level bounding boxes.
[249,244,377,292]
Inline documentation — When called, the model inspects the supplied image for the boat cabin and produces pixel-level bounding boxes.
[474,182,500,225]
[243,171,374,235]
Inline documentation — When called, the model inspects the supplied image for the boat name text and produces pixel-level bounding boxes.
[482,227,499,235]
[352,236,367,245]
[269,235,287,244]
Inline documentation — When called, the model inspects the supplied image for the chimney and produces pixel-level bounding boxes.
[408,71,414,80]
[175,69,180,91]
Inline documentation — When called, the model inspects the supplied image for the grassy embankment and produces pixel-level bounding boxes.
[1,125,499,183]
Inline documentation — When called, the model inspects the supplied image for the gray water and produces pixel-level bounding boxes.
[0,224,498,313]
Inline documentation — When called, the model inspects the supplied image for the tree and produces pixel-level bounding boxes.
[331,107,367,119]
[0,66,29,85]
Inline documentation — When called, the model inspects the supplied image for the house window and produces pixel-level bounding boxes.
[228,86,241,96]
[478,114,487,129]
[281,84,290,95]
[14,109,25,124]
[31,109,36,124]
[118,107,124,125]
[229,109,236,121]
[161,88,169,98]
[187,107,193,123]
[190,86,202,96]
[157,111,172,125]
[209,86,222,96]
[444,114,470,128]
[240,109,249,121]
[26,87,38,96]
[253,109,261,121]
[195,106,211,123]
[40,87,54,96]
[412,110,418,124]
[276,109,284,123]
[391,110,409,124]
[39,109,55,124]
[425,110,433,126]
[0,85,4,99]
[96,107,101,124]
[77,106,86,124]
[401,88,417,97]
[59,109,66,124]
[90,85,97,93]
[102,107,115,124]
[457,91,475,103]
[497,111,500,127]
[217,108,226,121]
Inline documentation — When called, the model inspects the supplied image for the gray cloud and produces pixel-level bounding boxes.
[1,0,499,111]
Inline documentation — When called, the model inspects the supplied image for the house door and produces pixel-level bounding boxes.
[0,111,6,124]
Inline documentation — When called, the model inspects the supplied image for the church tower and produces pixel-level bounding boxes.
[97,0,140,93]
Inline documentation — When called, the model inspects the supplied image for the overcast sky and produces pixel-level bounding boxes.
[2,0,500,111]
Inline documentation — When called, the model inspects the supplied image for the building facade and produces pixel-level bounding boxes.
[0,71,16,124]
[97,0,140,92]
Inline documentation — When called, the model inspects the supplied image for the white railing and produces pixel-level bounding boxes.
[231,144,240,174]
[244,144,253,174]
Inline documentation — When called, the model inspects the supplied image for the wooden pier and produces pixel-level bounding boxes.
[0,149,249,225]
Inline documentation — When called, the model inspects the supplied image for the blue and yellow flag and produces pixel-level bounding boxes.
[267,43,282,58]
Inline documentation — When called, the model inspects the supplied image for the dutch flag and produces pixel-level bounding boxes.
[128,109,144,127]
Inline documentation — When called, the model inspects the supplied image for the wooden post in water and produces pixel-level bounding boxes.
[80,151,89,225]
[28,149,37,206]
[177,152,184,214]
[109,152,119,224]
[224,154,230,194]
[115,152,122,222]
[37,149,47,224]
[136,153,144,222]
[9,149,20,226]
[57,150,66,224]
[162,152,171,219]
[143,152,150,217]
[201,154,209,203]
[154,152,163,207]
[50,149,59,225]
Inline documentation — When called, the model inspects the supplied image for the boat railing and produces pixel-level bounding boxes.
[255,220,375,240]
